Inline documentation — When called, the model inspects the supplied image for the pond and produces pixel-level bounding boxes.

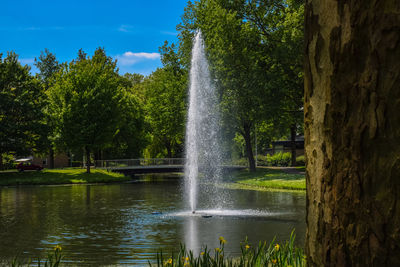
[0,175,305,266]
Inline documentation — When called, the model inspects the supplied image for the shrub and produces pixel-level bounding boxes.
[266,152,291,167]
[233,158,248,166]
[256,155,268,166]
[296,155,305,166]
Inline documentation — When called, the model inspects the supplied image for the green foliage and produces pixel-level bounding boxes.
[103,86,147,159]
[143,43,187,158]
[151,231,305,267]
[295,155,305,166]
[47,48,141,171]
[52,48,121,152]
[9,235,304,267]
[34,49,62,88]
[0,52,45,157]
[177,0,304,171]
[34,49,63,163]
[266,152,291,167]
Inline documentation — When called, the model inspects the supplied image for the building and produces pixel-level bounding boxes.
[32,153,70,168]
[271,135,304,157]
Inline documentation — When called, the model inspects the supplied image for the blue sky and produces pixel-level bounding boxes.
[1,0,188,76]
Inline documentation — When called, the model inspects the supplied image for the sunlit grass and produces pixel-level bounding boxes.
[231,168,305,191]
[0,168,129,186]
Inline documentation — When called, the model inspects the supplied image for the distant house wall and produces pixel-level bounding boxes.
[271,136,305,157]
[33,153,69,168]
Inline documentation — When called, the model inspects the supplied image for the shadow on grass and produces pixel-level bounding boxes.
[0,169,130,186]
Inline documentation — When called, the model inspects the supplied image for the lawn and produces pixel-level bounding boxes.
[230,167,306,191]
[0,168,130,186]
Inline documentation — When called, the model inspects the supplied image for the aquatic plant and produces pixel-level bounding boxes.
[150,230,305,267]
[10,245,63,267]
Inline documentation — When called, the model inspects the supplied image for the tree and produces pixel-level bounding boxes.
[34,49,61,168]
[144,66,187,158]
[305,0,400,265]
[48,48,122,173]
[101,79,147,160]
[0,52,45,168]
[177,0,304,170]
[241,0,304,166]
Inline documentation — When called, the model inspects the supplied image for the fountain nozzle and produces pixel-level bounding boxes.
[192,210,196,214]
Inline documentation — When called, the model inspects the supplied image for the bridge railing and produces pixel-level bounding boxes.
[95,158,185,169]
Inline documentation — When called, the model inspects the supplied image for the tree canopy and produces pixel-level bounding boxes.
[0,52,45,162]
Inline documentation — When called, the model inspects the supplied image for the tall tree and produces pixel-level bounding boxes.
[101,79,147,160]
[177,0,304,170]
[34,49,61,168]
[241,0,304,166]
[143,41,187,158]
[305,0,400,265]
[48,48,122,173]
[0,52,44,168]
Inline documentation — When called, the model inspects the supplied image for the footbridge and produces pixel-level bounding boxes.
[95,158,246,176]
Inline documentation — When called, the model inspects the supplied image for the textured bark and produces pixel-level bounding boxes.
[49,147,54,169]
[290,124,297,167]
[243,122,256,172]
[305,0,400,266]
[85,146,91,174]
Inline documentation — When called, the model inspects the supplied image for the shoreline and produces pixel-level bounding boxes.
[0,167,306,192]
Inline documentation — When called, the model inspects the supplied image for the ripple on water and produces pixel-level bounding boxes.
[168,209,289,218]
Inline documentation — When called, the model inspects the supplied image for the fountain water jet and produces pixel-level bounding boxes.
[184,31,223,213]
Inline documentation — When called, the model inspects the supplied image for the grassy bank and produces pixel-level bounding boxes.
[0,168,130,186]
[231,167,305,191]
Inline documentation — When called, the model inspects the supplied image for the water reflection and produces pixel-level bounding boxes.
[0,177,305,265]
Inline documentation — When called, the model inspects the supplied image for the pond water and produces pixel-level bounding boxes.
[0,175,305,266]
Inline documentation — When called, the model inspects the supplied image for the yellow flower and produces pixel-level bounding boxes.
[215,247,221,253]
[219,236,226,244]
[245,244,250,250]
[275,244,280,251]
[184,262,189,266]
[200,252,205,256]
[165,258,172,265]
[185,257,189,261]
[54,245,62,251]
[272,259,277,264]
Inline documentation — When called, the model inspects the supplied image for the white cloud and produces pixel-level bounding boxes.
[18,58,35,65]
[118,24,134,32]
[161,31,178,36]
[116,52,160,66]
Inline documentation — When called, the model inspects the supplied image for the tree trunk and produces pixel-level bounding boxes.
[305,1,400,266]
[85,146,91,174]
[49,147,54,169]
[166,142,172,159]
[242,122,256,172]
[290,124,296,167]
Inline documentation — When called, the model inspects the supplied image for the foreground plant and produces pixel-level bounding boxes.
[150,230,305,267]
[10,245,63,267]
